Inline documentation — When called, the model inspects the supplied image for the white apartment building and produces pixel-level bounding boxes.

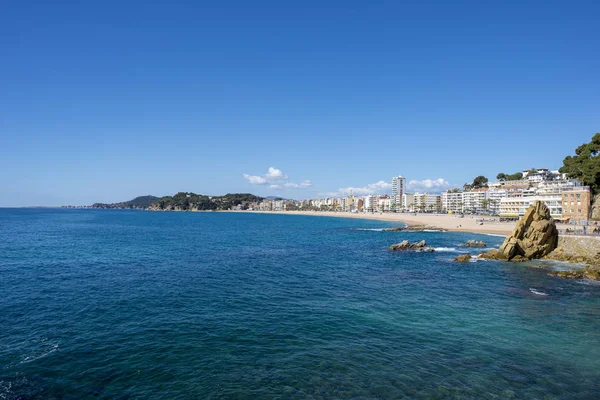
[340,197,349,212]
[378,197,392,212]
[413,193,442,212]
[364,196,377,212]
[391,176,406,212]
[402,193,415,211]
[498,179,582,219]
[499,194,563,220]
[487,189,507,214]
[462,189,489,214]
[441,191,463,213]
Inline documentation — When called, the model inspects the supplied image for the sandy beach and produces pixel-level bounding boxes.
[241,211,516,236]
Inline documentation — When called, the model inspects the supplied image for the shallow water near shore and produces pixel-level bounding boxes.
[1,209,600,399]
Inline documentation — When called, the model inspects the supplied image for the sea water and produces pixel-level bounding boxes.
[1,209,599,399]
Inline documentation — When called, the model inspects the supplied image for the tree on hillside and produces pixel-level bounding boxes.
[509,172,524,180]
[472,175,488,188]
[496,172,523,181]
[560,133,600,193]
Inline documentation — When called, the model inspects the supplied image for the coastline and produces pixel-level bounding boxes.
[227,210,515,236]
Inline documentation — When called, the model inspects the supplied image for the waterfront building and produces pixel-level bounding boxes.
[562,186,591,222]
[364,196,377,212]
[441,191,463,214]
[401,193,415,211]
[391,176,406,212]
[462,189,489,214]
[377,197,392,212]
[413,193,442,212]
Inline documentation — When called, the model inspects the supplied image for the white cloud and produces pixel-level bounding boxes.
[332,180,392,197]
[243,168,310,190]
[407,178,452,193]
[283,180,312,189]
[243,174,268,185]
[265,167,287,180]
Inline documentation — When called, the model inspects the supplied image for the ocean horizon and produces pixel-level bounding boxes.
[1,208,599,399]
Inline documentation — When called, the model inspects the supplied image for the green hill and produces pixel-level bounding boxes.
[91,195,160,209]
[149,192,263,211]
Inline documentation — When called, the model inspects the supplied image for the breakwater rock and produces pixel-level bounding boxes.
[453,254,472,262]
[460,240,486,248]
[389,240,435,252]
[385,225,447,232]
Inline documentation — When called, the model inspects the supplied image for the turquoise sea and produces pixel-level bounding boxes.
[1,209,600,399]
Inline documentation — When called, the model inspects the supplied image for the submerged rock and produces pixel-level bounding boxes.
[460,240,486,248]
[480,201,558,261]
[389,240,435,252]
[453,254,472,262]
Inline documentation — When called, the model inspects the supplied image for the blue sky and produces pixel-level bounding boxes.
[1,1,598,206]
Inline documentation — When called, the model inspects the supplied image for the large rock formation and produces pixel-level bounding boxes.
[481,201,558,261]
[389,240,435,252]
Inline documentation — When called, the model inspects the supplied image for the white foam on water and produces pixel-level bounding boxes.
[423,229,445,232]
[577,279,600,286]
[433,247,458,252]
[354,228,386,232]
[485,233,506,237]
[20,342,59,364]
[529,288,548,296]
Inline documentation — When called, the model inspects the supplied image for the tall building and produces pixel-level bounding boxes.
[391,176,406,212]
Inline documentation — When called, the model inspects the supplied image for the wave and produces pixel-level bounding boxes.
[433,247,458,252]
[484,233,506,237]
[353,228,386,232]
[529,288,548,296]
[423,229,445,232]
[20,342,59,364]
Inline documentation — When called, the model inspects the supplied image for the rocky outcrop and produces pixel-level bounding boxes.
[550,265,600,280]
[544,247,600,280]
[389,240,435,252]
[384,225,447,232]
[543,247,588,263]
[480,201,558,261]
[460,240,486,248]
[453,254,472,262]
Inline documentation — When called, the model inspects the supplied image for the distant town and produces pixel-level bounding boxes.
[248,168,590,224]
[64,167,591,224]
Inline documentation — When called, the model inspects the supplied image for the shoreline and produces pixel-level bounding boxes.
[227,210,515,236]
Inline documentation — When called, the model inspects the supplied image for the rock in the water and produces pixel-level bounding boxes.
[550,265,600,280]
[584,265,600,280]
[479,248,508,261]
[549,270,586,279]
[384,227,405,232]
[460,240,486,248]
[389,240,435,252]
[453,254,472,262]
[481,201,558,261]
[384,225,447,232]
